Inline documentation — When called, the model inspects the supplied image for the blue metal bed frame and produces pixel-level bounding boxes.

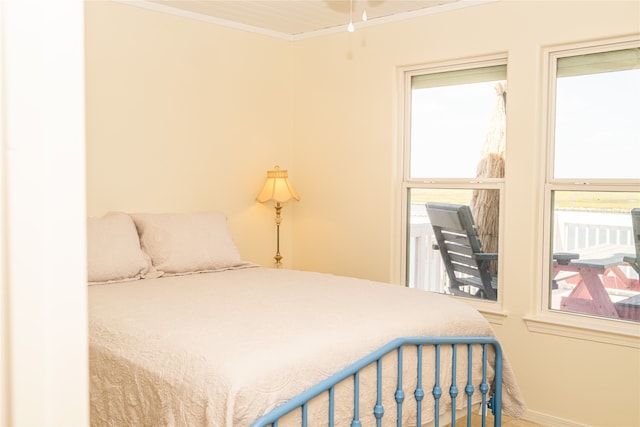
[251,336,503,427]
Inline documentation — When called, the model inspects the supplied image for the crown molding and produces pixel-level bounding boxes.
[113,0,499,41]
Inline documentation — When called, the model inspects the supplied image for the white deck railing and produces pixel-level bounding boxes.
[408,209,637,291]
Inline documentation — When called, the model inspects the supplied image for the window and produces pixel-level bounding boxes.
[402,57,507,302]
[544,41,640,323]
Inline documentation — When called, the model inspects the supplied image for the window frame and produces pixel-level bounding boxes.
[398,54,508,317]
[526,36,640,347]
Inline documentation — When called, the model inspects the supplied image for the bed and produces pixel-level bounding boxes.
[87,211,526,426]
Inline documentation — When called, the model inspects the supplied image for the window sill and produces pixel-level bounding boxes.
[453,296,507,325]
[523,312,640,348]
[478,308,507,326]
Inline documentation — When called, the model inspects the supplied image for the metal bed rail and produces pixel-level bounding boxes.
[250,336,503,427]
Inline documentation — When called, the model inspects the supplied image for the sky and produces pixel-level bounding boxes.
[410,82,499,179]
[555,69,640,179]
[409,69,639,180]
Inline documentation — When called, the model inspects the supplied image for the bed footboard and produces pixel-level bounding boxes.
[251,336,503,427]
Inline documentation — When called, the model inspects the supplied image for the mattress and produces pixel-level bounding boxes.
[88,267,525,426]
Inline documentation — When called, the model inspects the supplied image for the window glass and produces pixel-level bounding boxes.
[547,45,640,323]
[554,49,640,179]
[550,192,640,320]
[405,61,506,301]
[408,188,501,299]
[410,65,506,179]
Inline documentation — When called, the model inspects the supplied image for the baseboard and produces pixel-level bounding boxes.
[522,409,588,427]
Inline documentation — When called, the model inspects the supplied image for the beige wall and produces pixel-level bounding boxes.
[292,1,640,426]
[85,1,640,426]
[85,1,296,267]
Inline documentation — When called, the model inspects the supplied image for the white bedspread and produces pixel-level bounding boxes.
[89,268,525,426]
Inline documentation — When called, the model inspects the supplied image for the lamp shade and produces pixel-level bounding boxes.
[256,166,300,203]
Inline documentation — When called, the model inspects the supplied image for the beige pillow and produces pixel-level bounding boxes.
[87,212,154,284]
[131,211,252,276]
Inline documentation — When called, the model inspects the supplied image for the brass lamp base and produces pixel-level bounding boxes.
[273,202,283,268]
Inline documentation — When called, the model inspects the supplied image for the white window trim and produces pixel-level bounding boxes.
[395,54,508,314]
[524,36,640,348]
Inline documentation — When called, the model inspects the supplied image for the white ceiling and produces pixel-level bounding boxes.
[120,0,495,39]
